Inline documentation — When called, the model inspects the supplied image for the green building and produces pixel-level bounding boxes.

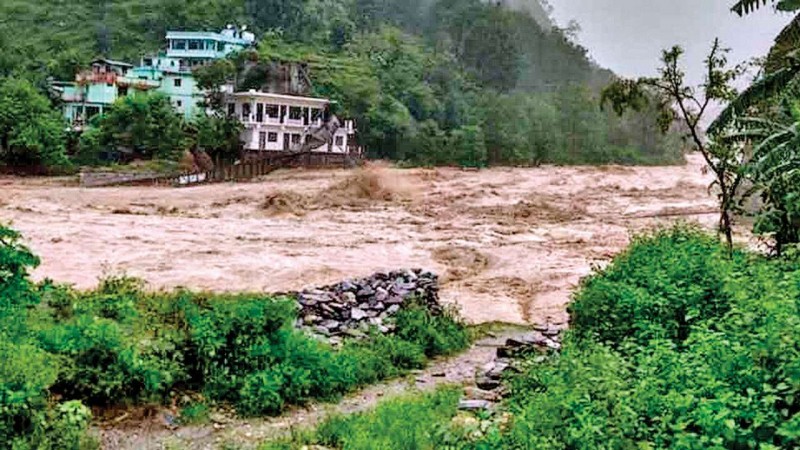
[55,27,255,126]
[132,27,255,119]
[52,59,159,129]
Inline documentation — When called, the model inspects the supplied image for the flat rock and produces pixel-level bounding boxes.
[458,400,494,411]
[351,308,368,320]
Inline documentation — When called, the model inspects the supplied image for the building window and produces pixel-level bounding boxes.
[188,40,201,50]
[176,100,182,107]
[217,42,225,52]
[227,103,236,116]
[265,104,279,118]
[311,108,322,122]
[143,58,153,66]
[335,136,344,147]
[289,106,303,121]
[268,132,278,142]
[174,78,182,87]
[259,132,266,150]
[172,40,186,50]
[256,103,264,122]
[242,103,251,121]
[291,134,302,144]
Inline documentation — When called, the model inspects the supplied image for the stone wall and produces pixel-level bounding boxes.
[289,269,441,341]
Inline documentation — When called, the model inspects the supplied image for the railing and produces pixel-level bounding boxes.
[80,151,362,188]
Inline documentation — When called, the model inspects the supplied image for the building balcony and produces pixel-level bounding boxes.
[166,49,225,60]
[240,115,324,128]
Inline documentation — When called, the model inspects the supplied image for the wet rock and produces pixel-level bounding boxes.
[351,308,368,321]
[292,269,441,340]
[458,400,494,411]
[342,292,357,304]
[463,387,501,402]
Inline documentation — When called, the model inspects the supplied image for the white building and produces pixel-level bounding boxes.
[228,91,355,153]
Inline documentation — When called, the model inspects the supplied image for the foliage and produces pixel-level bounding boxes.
[720,100,800,254]
[77,94,188,163]
[190,113,244,163]
[731,0,800,15]
[260,387,466,450]
[603,40,744,252]
[1,0,685,169]
[495,229,800,449]
[0,225,41,314]
[569,226,741,349]
[0,223,470,444]
[0,78,72,172]
[262,227,800,450]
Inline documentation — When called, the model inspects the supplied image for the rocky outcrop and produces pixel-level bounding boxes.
[289,269,441,341]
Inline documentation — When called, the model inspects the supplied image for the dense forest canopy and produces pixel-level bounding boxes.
[0,0,684,168]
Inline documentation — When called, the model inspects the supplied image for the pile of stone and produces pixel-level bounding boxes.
[475,325,563,392]
[289,269,441,340]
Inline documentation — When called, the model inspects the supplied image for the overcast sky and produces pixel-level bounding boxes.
[547,0,794,85]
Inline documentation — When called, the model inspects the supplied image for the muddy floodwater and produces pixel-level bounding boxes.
[0,154,717,326]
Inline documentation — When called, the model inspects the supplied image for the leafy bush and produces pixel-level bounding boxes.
[498,227,800,449]
[77,94,188,164]
[0,223,472,446]
[394,303,470,358]
[262,227,800,450]
[0,78,72,173]
[569,225,742,348]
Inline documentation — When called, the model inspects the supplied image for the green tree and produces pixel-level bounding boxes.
[192,113,243,163]
[79,94,187,162]
[0,78,71,172]
[603,41,742,252]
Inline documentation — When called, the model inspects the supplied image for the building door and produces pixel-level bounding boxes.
[259,132,266,150]
[283,133,290,151]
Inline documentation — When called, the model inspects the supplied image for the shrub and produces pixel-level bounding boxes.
[495,228,800,449]
[0,223,473,441]
[569,225,741,348]
[0,225,41,315]
[0,339,58,445]
[394,304,470,358]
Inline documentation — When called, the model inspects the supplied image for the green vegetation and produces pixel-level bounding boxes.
[0,78,72,173]
[261,388,468,450]
[0,223,469,448]
[604,1,800,254]
[76,94,188,164]
[263,226,800,449]
[0,0,684,171]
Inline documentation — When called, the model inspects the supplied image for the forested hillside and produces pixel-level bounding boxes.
[0,0,683,169]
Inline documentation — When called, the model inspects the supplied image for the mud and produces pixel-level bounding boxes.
[0,154,718,325]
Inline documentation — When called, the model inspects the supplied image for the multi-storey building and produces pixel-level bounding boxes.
[52,59,160,129]
[132,27,255,118]
[55,27,255,125]
[228,91,355,154]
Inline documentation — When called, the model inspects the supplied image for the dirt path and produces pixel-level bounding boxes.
[0,155,718,326]
[96,327,528,450]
